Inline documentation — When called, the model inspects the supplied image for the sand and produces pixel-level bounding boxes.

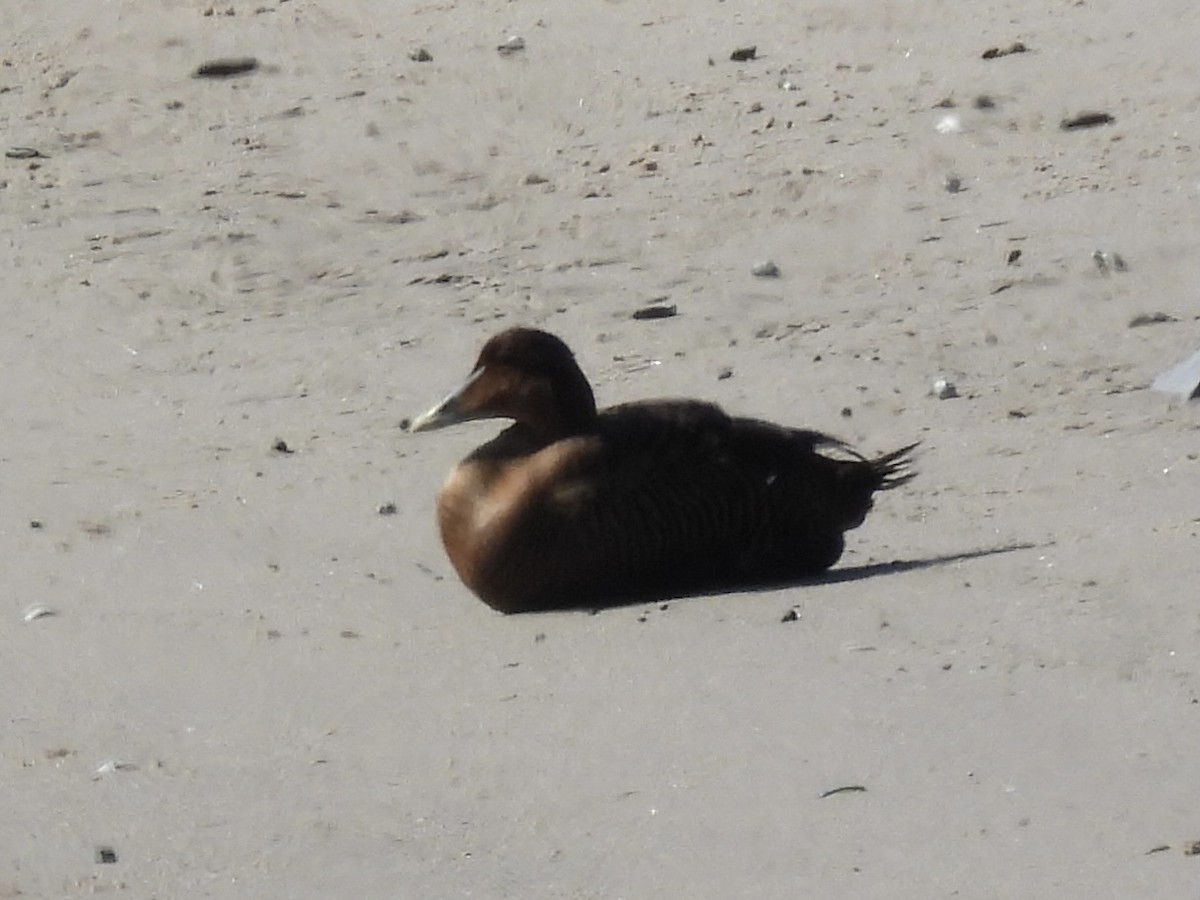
[4,1,1200,896]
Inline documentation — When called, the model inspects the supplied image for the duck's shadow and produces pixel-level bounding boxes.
[806,542,1039,587]
[569,542,1039,614]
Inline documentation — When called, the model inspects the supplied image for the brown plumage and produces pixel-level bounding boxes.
[410,328,916,613]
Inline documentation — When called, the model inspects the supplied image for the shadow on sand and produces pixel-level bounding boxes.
[809,542,1040,586]
[569,542,1041,614]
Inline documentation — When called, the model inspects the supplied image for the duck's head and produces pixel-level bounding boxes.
[409,328,598,439]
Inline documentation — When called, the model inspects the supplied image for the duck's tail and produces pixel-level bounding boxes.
[827,441,918,531]
[869,442,919,491]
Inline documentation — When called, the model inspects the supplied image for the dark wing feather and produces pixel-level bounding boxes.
[473,400,917,610]
[507,402,848,604]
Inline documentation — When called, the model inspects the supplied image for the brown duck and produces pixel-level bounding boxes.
[410,328,916,613]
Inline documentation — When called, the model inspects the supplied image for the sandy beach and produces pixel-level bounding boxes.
[4,1,1200,896]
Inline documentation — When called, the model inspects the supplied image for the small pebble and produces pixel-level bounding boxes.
[1092,249,1126,273]
[944,175,963,193]
[631,303,677,320]
[95,846,119,865]
[409,47,433,62]
[981,42,1028,60]
[497,36,525,55]
[1128,312,1174,328]
[730,46,757,62]
[717,366,733,380]
[6,147,47,159]
[378,502,398,516]
[192,57,259,79]
[1061,111,1114,131]
[272,439,294,454]
[780,607,801,623]
[751,260,780,278]
[1006,249,1022,265]
[932,378,958,399]
[23,604,56,623]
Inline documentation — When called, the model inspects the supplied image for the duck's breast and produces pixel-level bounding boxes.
[435,437,603,610]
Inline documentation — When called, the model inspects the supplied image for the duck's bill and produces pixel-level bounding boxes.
[408,368,484,433]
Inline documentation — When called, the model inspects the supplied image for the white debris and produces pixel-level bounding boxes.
[931,378,958,399]
[935,113,963,134]
[1152,347,1200,400]
[497,36,525,55]
[94,760,138,778]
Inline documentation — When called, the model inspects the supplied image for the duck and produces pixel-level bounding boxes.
[409,327,916,613]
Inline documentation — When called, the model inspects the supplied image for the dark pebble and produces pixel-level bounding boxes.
[981,42,1028,60]
[193,58,260,79]
[272,439,294,454]
[95,846,118,864]
[1129,312,1175,328]
[730,46,758,62]
[378,502,398,516]
[631,304,677,320]
[1060,111,1114,131]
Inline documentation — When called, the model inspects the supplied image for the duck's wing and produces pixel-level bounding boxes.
[506,402,850,600]
[469,399,915,610]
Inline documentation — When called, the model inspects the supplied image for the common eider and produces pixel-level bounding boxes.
[410,328,916,613]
